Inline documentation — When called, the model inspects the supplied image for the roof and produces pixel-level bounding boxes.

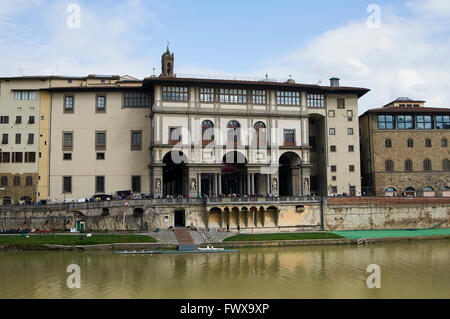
[361,105,450,116]
[382,97,426,108]
[142,76,370,98]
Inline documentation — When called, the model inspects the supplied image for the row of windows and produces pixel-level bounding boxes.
[0,176,33,186]
[330,165,356,172]
[385,159,450,172]
[62,130,142,151]
[14,91,36,100]
[0,152,36,163]
[385,138,448,148]
[378,115,450,130]
[63,92,151,113]
[329,128,354,135]
[62,176,142,193]
[330,145,355,152]
[0,115,35,124]
[1,133,34,145]
[164,86,327,107]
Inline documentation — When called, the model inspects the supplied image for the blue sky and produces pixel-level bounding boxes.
[1,0,450,113]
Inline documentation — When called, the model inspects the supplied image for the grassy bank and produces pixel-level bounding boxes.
[0,234,157,246]
[224,232,344,242]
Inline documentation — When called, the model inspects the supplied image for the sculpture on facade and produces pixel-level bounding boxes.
[272,178,278,191]
[155,178,161,192]
[304,178,309,191]
[190,179,196,191]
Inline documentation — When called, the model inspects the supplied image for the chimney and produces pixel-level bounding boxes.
[330,77,340,87]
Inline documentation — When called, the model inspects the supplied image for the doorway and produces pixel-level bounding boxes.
[174,209,186,227]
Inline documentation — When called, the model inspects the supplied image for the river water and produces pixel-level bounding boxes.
[0,241,448,299]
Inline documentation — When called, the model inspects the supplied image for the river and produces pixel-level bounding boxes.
[0,241,448,298]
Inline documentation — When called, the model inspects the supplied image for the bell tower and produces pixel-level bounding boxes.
[161,44,174,77]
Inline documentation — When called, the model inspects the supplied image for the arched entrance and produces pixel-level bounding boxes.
[279,152,301,196]
[163,151,189,197]
[221,151,247,195]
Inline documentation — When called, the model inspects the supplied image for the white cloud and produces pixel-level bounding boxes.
[408,0,450,17]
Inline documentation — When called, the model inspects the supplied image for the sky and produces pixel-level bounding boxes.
[0,0,450,113]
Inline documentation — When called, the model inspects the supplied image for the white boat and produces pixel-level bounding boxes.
[197,246,224,251]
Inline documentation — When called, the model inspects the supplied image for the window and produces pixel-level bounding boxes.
[13,176,20,186]
[0,116,9,124]
[15,133,21,144]
[284,129,295,146]
[64,95,74,113]
[2,134,8,144]
[27,134,34,145]
[307,94,325,107]
[95,131,106,150]
[276,91,300,106]
[16,116,22,124]
[349,165,355,172]
[227,120,241,145]
[328,110,335,117]
[124,92,151,108]
[96,95,106,112]
[63,176,72,193]
[423,159,432,171]
[329,128,335,135]
[337,98,345,109]
[29,116,35,124]
[14,91,35,100]
[331,165,337,172]
[443,159,450,171]
[347,128,354,135]
[331,186,338,193]
[252,90,267,105]
[220,88,247,104]
[63,132,73,150]
[131,130,142,150]
[348,145,354,152]
[1,152,10,163]
[96,176,105,193]
[397,115,414,129]
[63,153,72,160]
[425,138,432,147]
[96,153,105,160]
[407,139,414,147]
[1,176,7,186]
[332,176,337,181]
[254,121,266,146]
[25,176,32,186]
[330,145,336,152]
[385,160,394,172]
[385,139,392,148]
[416,115,433,129]
[347,110,353,120]
[162,86,189,102]
[201,120,214,145]
[199,88,215,103]
[405,160,413,172]
[442,139,448,147]
[435,116,450,129]
[132,175,141,193]
[169,127,182,145]
[25,152,36,163]
[377,115,394,129]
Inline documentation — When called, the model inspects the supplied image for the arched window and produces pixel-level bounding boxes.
[385,160,394,172]
[227,120,241,145]
[13,176,20,186]
[254,121,266,146]
[201,120,214,145]
[25,176,33,186]
[386,187,396,192]
[0,176,7,186]
[443,159,450,171]
[407,138,414,147]
[423,159,432,171]
[423,186,434,191]
[442,139,448,147]
[405,160,413,172]
[425,138,432,147]
[385,139,392,148]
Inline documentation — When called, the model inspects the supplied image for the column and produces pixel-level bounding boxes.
[218,174,222,195]
[247,174,251,195]
[198,173,202,196]
[266,174,270,195]
[251,174,255,195]
[214,174,218,195]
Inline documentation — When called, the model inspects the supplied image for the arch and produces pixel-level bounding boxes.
[405,159,413,172]
[425,138,432,147]
[133,207,144,217]
[221,151,247,195]
[201,120,214,145]
[254,121,266,147]
[407,138,414,147]
[423,186,434,191]
[20,196,32,204]
[279,152,302,196]
[423,159,432,171]
[385,160,394,172]
[163,151,189,197]
[385,139,392,148]
[385,187,396,192]
[13,176,20,186]
[101,207,110,216]
[405,187,416,197]
[227,120,241,146]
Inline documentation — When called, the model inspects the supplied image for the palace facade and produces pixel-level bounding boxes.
[0,48,369,204]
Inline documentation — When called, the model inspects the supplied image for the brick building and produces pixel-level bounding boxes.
[359,97,450,197]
